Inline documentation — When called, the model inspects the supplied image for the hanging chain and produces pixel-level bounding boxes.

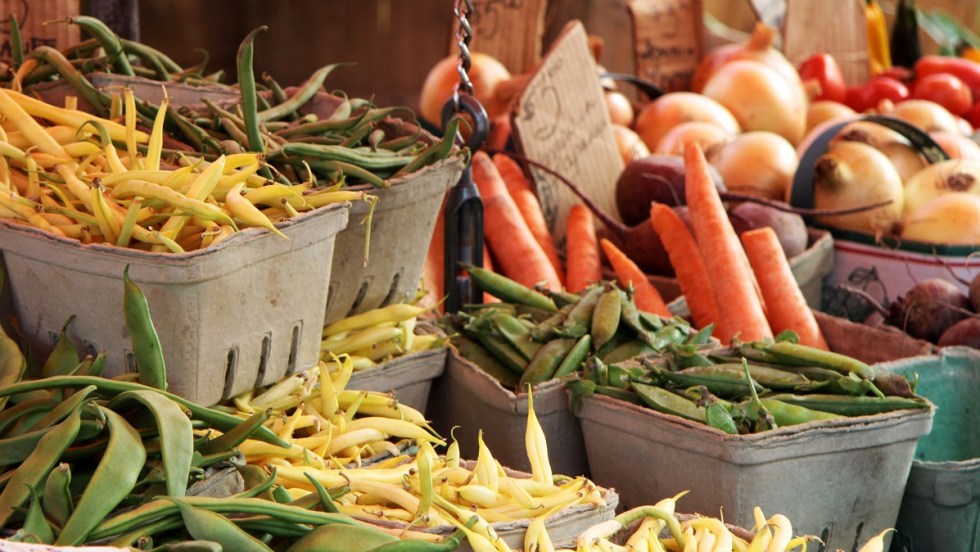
[453,0,475,108]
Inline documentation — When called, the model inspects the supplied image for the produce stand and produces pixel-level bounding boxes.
[0,1,978,551]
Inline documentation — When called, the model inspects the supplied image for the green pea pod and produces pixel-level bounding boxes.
[285,523,397,552]
[762,394,931,417]
[651,325,688,351]
[110,389,193,497]
[617,290,657,347]
[658,366,766,399]
[558,286,603,338]
[469,331,527,376]
[462,264,557,313]
[0,404,83,528]
[593,385,642,405]
[701,363,812,390]
[42,463,73,530]
[761,341,876,380]
[453,336,519,389]
[553,335,591,379]
[490,313,543,361]
[870,365,914,398]
[705,402,739,435]
[123,266,167,391]
[632,383,706,423]
[530,304,573,343]
[40,315,80,379]
[591,287,622,350]
[686,323,715,346]
[759,398,843,427]
[520,338,576,388]
[272,483,293,504]
[56,407,147,546]
[0,397,55,436]
[601,339,655,364]
[167,498,273,552]
[666,344,714,369]
[18,485,55,544]
[734,343,783,364]
[818,373,885,397]
[198,408,270,457]
[606,364,633,389]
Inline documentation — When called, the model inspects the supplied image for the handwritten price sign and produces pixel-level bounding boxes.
[452,0,547,73]
[628,0,703,93]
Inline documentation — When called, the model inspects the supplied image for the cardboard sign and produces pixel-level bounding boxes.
[627,0,703,93]
[510,20,624,245]
[748,0,787,32]
[783,0,869,86]
[450,0,548,74]
[0,0,80,65]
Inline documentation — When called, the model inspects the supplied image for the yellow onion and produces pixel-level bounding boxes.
[654,121,730,156]
[813,140,904,234]
[807,101,856,133]
[612,124,650,165]
[885,99,960,133]
[901,193,980,244]
[634,92,740,152]
[903,158,980,214]
[707,131,798,201]
[419,52,511,124]
[691,23,802,93]
[930,131,980,160]
[831,120,927,183]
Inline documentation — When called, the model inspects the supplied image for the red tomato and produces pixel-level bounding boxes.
[912,73,974,116]
[798,53,846,103]
[965,102,980,130]
[845,77,910,112]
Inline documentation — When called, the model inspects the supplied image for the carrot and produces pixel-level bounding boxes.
[472,151,562,291]
[492,153,563,283]
[565,204,602,293]
[649,202,720,330]
[420,196,447,312]
[741,227,828,349]
[599,238,671,317]
[683,140,771,343]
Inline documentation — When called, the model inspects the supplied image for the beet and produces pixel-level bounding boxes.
[615,155,726,226]
[888,279,971,343]
[938,317,980,348]
[729,202,809,259]
[970,272,980,312]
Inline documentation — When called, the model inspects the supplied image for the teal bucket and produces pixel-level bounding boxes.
[882,346,980,552]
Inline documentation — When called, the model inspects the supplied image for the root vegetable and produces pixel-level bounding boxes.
[886,99,960,133]
[419,52,511,124]
[938,317,980,348]
[707,131,798,201]
[605,91,635,127]
[900,193,980,245]
[654,121,729,156]
[812,141,904,234]
[729,202,808,259]
[930,130,980,160]
[691,23,801,93]
[888,278,971,342]
[634,92,740,152]
[807,101,857,133]
[903,158,980,214]
[615,155,725,226]
[970,272,980,311]
[832,120,926,183]
[612,124,651,166]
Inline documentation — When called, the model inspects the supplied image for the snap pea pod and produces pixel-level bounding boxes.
[595,327,637,361]
[490,312,542,362]
[462,264,557,313]
[699,363,812,390]
[601,339,655,364]
[618,290,656,346]
[761,341,876,380]
[763,394,931,417]
[758,398,843,427]
[168,498,273,552]
[530,304,573,342]
[558,286,603,338]
[657,366,766,399]
[123,266,167,391]
[591,286,622,351]
[519,338,576,388]
[632,383,706,423]
[553,335,592,379]
[819,373,885,397]
[463,323,527,375]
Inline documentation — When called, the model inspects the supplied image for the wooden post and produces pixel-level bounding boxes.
[451,0,548,74]
[783,0,870,86]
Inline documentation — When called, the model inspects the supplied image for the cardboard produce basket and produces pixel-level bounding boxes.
[0,203,349,407]
[346,347,448,414]
[428,350,590,478]
[879,347,980,552]
[577,394,934,552]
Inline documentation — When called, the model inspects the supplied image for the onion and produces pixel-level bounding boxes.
[605,91,635,127]
[901,193,980,244]
[612,124,651,166]
[654,121,730,156]
[707,131,798,201]
[692,23,802,93]
[812,141,904,234]
[831,120,926,183]
[634,92,740,152]
[930,130,980,160]
[885,99,960,133]
[807,101,856,133]
[702,60,807,145]
[419,52,511,124]
[903,158,980,214]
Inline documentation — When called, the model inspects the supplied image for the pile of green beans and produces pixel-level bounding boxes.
[4,16,460,188]
[441,265,707,391]
[569,334,931,435]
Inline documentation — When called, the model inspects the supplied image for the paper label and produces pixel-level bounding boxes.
[451,0,548,74]
[511,20,624,245]
[0,0,80,64]
[748,0,787,31]
[628,0,703,93]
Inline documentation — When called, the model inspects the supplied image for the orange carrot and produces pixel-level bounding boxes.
[472,151,562,291]
[566,204,602,293]
[600,238,671,317]
[420,196,447,312]
[683,140,771,343]
[492,153,564,283]
[649,202,720,330]
[741,227,828,349]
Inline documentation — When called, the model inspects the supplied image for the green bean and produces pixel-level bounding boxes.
[553,334,592,379]
[303,472,341,513]
[237,26,268,153]
[274,114,365,138]
[148,540,224,552]
[270,142,412,171]
[0,405,83,528]
[198,408,269,456]
[167,498,273,551]
[123,265,167,391]
[257,63,346,123]
[21,485,55,544]
[296,159,388,187]
[234,464,277,502]
[379,132,423,152]
[195,448,240,468]
[32,46,110,114]
[77,351,107,378]
[67,16,134,76]
[0,376,289,446]
[761,341,876,380]
[234,517,311,538]
[391,117,459,178]
[0,398,55,436]
[519,338,576,388]
[262,74,296,122]
[109,515,183,548]
[56,407,146,545]
[462,264,557,313]
[8,16,22,70]
[0,316,28,412]
[110,389,192,497]
[42,462,73,529]
[119,39,172,80]
[591,287,622,350]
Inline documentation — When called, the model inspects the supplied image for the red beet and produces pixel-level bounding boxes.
[615,155,726,226]
[888,279,971,343]
[938,317,980,348]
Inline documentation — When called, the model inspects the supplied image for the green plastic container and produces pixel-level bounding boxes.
[881,346,980,552]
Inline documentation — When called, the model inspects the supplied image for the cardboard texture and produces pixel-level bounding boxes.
[747,0,786,32]
[324,155,464,325]
[451,0,548,74]
[0,203,349,407]
[627,0,704,93]
[29,73,239,112]
[813,310,935,365]
[428,350,590,478]
[511,20,624,245]
[879,347,980,552]
[577,394,934,551]
[0,0,80,62]
[782,0,870,86]
[346,347,448,413]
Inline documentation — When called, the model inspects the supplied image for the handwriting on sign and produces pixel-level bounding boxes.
[472,0,528,41]
[629,0,702,92]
